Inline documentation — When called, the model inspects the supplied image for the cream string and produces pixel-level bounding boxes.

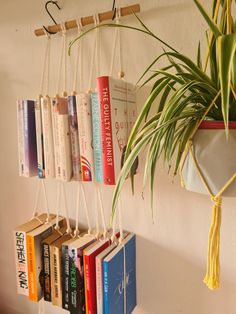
[72,19,83,94]
[109,8,123,78]
[55,181,63,234]
[32,179,50,223]
[56,23,67,95]
[80,183,92,234]
[61,182,72,234]
[96,184,107,237]
[39,30,51,96]
[87,14,99,92]
[74,182,81,237]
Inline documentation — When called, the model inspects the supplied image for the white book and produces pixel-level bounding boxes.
[51,98,61,179]
[17,100,25,176]
[57,97,72,181]
[41,96,55,178]
[76,93,94,182]
[35,97,45,178]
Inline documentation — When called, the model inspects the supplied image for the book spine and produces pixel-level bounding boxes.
[84,255,91,314]
[27,101,38,177]
[35,98,45,178]
[68,95,81,181]
[51,98,61,179]
[69,247,78,313]
[14,231,29,295]
[23,100,30,177]
[103,262,109,314]
[42,243,51,301]
[96,77,115,185]
[51,247,61,306]
[58,110,72,182]
[96,258,103,314]
[41,96,55,178]
[17,101,25,176]
[27,235,37,301]
[76,94,93,182]
[91,93,103,182]
[62,245,71,310]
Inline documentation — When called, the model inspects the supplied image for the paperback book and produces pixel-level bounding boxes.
[26,216,63,302]
[41,96,55,178]
[91,92,103,182]
[14,213,54,296]
[76,93,94,182]
[68,95,81,181]
[50,232,72,307]
[68,235,96,313]
[51,97,61,179]
[35,97,45,178]
[103,234,137,314]
[17,99,37,177]
[96,77,137,185]
[41,223,66,302]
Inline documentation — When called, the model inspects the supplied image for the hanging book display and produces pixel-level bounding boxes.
[16,8,138,314]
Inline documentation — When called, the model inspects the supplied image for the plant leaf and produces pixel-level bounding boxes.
[218,33,236,127]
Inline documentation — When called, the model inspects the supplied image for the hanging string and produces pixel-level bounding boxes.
[109,8,124,78]
[74,182,81,237]
[32,180,50,223]
[56,23,67,96]
[32,180,41,219]
[72,19,83,94]
[39,30,51,96]
[96,185,107,237]
[54,181,63,234]
[61,182,72,234]
[87,14,99,92]
[42,180,50,223]
[80,184,92,234]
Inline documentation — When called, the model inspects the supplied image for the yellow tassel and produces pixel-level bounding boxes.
[203,196,222,289]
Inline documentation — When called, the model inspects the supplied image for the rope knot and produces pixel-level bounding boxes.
[211,195,222,207]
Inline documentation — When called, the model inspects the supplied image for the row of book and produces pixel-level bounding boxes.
[17,76,137,185]
[14,213,137,313]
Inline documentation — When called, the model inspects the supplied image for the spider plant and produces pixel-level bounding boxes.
[69,0,236,217]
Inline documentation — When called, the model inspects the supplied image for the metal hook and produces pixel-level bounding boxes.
[43,1,61,35]
[112,0,116,20]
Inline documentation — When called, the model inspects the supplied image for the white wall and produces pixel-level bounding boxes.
[1,1,236,313]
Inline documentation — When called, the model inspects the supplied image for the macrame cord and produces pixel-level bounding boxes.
[56,23,67,96]
[179,90,236,289]
[72,18,83,94]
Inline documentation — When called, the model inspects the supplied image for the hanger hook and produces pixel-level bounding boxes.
[112,0,116,20]
[43,1,61,35]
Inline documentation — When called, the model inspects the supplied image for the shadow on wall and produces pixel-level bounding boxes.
[135,236,233,314]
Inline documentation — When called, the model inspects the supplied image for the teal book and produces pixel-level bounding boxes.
[91,92,103,182]
[103,234,137,314]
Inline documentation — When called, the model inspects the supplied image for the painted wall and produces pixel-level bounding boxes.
[1,1,236,313]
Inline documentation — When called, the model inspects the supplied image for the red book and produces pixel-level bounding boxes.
[84,239,111,314]
[96,76,137,185]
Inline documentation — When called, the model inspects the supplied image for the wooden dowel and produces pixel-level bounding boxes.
[34,4,140,36]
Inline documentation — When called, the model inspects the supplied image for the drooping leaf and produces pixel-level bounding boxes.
[197,41,203,69]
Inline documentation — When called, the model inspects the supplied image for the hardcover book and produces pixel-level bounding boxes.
[41,96,55,178]
[57,97,72,181]
[96,77,137,185]
[51,97,61,179]
[50,232,72,307]
[84,238,113,314]
[41,222,66,302]
[17,99,38,177]
[68,95,81,181]
[35,97,45,178]
[14,213,54,296]
[103,234,137,314]
[26,216,62,302]
[91,92,103,182]
[68,235,96,313]
[76,93,94,182]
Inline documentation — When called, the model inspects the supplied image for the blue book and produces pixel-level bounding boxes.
[103,234,137,314]
[91,92,103,182]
